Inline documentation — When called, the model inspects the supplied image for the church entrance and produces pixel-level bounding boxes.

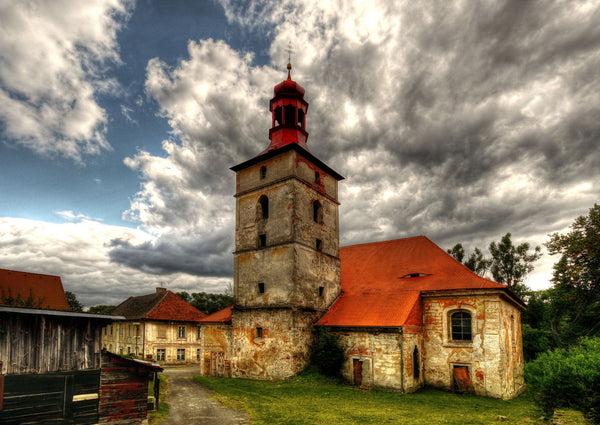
[353,359,363,386]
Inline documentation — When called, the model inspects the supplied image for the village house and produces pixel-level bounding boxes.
[196,64,525,399]
[0,268,162,425]
[103,288,207,364]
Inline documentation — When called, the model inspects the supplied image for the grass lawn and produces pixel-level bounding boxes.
[195,371,546,425]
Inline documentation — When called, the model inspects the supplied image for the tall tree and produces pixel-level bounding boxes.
[546,204,600,346]
[447,243,490,276]
[65,291,83,312]
[488,233,542,298]
[88,305,116,314]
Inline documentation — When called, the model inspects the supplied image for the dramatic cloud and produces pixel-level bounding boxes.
[0,0,132,161]
[114,0,600,290]
[0,216,229,306]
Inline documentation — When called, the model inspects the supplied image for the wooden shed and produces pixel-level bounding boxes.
[0,305,118,424]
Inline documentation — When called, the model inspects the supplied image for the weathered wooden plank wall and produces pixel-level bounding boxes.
[0,312,102,374]
[98,354,152,425]
[0,370,100,425]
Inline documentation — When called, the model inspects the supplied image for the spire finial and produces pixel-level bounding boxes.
[286,41,293,80]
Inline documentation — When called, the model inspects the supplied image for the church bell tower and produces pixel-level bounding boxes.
[229,63,344,379]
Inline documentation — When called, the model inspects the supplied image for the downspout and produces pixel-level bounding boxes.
[399,327,404,393]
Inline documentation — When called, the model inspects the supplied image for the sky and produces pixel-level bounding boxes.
[1,0,599,307]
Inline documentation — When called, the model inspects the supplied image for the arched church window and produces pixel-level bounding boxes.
[260,166,267,179]
[257,195,269,220]
[275,106,282,125]
[314,171,320,184]
[450,310,472,341]
[313,200,323,224]
[284,104,295,125]
[413,346,420,379]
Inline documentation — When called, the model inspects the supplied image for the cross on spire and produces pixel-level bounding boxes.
[286,41,294,79]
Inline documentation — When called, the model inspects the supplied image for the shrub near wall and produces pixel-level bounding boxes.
[525,337,600,423]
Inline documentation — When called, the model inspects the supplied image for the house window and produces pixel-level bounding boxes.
[260,166,267,179]
[178,326,186,339]
[177,348,186,360]
[127,346,131,355]
[316,239,323,252]
[110,325,113,335]
[197,327,202,340]
[156,349,166,361]
[258,282,265,294]
[119,324,123,337]
[128,324,132,337]
[158,325,167,339]
[313,200,323,224]
[256,327,263,338]
[450,310,472,341]
[259,233,267,247]
[197,349,201,360]
[258,195,269,220]
[135,324,140,337]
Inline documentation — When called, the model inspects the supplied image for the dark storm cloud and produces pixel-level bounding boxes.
[109,232,233,277]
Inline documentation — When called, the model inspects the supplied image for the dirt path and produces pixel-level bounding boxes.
[161,366,249,425]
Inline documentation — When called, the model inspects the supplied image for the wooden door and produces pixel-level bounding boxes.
[353,359,363,386]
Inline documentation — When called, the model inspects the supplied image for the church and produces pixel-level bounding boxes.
[197,64,525,399]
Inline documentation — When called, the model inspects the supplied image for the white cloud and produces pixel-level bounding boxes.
[0,217,228,306]
[0,0,132,161]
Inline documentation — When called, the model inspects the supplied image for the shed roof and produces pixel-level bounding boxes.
[199,305,233,323]
[0,268,70,311]
[112,289,206,322]
[317,236,511,328]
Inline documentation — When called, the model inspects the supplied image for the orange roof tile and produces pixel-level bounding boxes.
[199,305,233,323]
[113,290,207,322]
[0,268,70,311]
[317,236,506,328]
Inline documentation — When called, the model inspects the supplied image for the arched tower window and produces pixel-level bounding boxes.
[274,106,282,125]
[313,200,323,224]
[413,346,420,379]
[284,104,295,125]
[450,310,472,341]
[298,109,304,127]
[257,195,269,220]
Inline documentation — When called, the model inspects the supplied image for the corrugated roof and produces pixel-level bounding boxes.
[112,290,207,322]
[199,305,233,323]
[317,236,506,328]
[0,268,70,311]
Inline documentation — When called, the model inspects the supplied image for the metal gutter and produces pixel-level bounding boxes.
[0,305,124,320]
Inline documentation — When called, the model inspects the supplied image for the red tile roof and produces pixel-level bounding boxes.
[199,305,233,323]
[113,290,207,322]
[317,236,507,328]
[0,268,70,311]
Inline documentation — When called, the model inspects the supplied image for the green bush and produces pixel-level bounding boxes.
[525,337,600,423]
[311,327,345,377]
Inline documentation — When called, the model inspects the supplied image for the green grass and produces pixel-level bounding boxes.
[148,374,169,424]
[194,371,547,425]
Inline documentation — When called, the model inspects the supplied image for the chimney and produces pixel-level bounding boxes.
[156,287,167,293]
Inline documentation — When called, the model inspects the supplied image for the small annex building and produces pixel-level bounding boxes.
[196,64,526,400]
[103,288,207,364]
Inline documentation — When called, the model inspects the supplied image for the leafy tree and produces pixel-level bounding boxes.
[311,327,345,377]
[525,337,600,423]
[176,291,233,315]
[88,305,116,314]
[546,204,600,346]
[488,233,542,298]
[65,291,83,312]
[1,288,45,308]
[521,289,554,360]
[447,243,490,276]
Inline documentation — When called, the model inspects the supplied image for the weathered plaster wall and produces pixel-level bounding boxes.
[332,329,424,392]
[199,323,233,377]
[230,309,320,380]
[422,292,524,399]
